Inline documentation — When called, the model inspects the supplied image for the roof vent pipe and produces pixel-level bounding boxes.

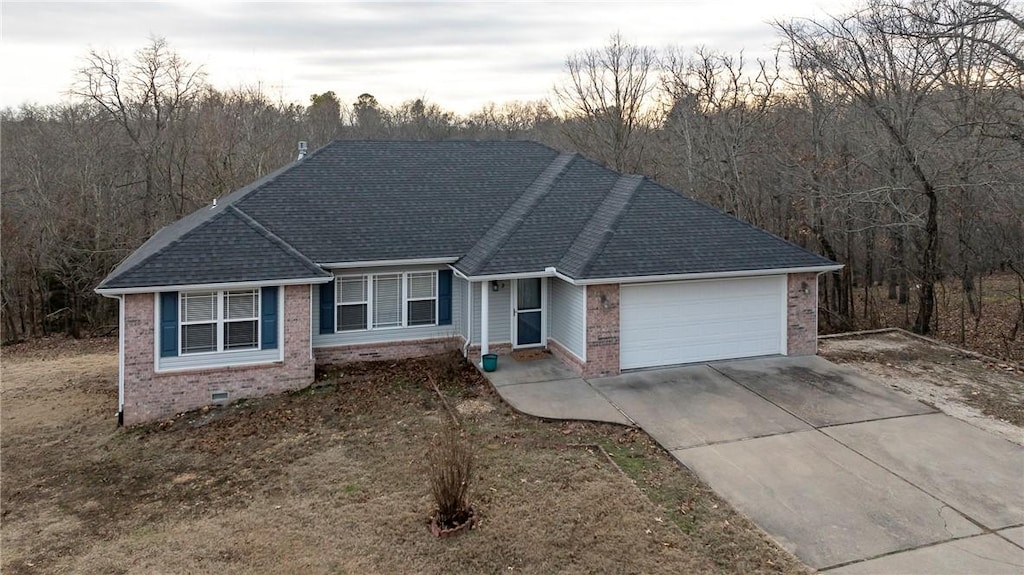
[297,141,308,161]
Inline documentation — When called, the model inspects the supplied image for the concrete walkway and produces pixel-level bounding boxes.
[483,354,1024,573]
[480,356,631,426]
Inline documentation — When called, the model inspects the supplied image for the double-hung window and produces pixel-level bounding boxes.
[335,271,438,332]
[407,272,437,326]
[337,276,369,331]
[179,289,260,354]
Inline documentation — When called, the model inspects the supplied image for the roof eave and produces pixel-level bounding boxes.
[570,264,844,285]
[95,275,333,295]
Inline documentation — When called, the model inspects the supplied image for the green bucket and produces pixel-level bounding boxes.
[481,353,498,372]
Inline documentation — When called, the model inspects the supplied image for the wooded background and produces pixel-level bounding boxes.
[2,0,1022,359]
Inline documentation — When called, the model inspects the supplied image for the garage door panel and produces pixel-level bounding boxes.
[620,277,785,369]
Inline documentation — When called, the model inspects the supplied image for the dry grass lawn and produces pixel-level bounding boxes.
[1,339,806,575]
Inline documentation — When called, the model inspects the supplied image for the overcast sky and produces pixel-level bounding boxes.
[1,1,848,114]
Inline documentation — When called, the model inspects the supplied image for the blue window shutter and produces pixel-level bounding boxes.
[438,270,452,326]
[319,279,335,334]
[159,292,178,358]
[261,286,279,349]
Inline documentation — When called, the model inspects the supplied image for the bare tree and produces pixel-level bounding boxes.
[554,33,658,172]
[778,2,951,334]
[71,36,206,230]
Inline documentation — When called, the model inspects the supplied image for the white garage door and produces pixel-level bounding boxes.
[620,276,786,369]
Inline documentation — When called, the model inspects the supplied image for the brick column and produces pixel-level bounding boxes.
[584,284,620,377]
[787,273,819,356]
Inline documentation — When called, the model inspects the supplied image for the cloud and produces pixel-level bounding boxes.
[1,1,848,112]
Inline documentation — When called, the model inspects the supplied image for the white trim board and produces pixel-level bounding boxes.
[320,257,458,269]
[451,264,842,285]
[97,276,331,295]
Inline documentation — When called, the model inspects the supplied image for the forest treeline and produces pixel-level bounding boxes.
[2,0,1022,350]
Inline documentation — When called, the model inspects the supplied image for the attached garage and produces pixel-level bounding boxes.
[619,276,786,370]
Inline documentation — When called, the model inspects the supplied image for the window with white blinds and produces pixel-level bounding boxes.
[337,275,369,331]
[334,271,438,332]
[224,290,259,349]
[373,274,402,328]
[407,272,437,326]
[179,289,260,354]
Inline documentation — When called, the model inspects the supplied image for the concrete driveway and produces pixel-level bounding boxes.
[588,356,1024,572]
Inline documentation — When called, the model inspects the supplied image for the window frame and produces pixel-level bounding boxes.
[336,274,370,332]
[406,271,439,327]
[178,289,262,356]
[333,270,439,333]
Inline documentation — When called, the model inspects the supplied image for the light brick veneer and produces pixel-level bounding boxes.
[316,337,461,364]
[547,338,585,375]
[584,284,620,377]
[121,285,314,426]
[787,272,819,356]
[465,342,512,361]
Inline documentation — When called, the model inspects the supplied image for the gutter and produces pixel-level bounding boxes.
[319,257,459,269]
[449,264,843,286]
[570,265,843,285]
[95,275,332,296]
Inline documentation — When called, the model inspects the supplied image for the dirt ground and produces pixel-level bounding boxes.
[820,330,1024,445]
[1,339,807,575]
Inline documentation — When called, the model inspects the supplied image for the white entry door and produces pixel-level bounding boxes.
[619,276,786,369]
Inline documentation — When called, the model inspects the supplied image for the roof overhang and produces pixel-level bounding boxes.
[95,275,333,296]
[319,257,459,269]
[571,265,844,285]
[451,264,843,285]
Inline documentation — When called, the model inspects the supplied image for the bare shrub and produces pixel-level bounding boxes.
[427,335,467,385]
[428,422,474,528]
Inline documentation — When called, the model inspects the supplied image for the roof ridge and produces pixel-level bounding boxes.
[456,152,576,275]
[227,206,329,277]
[558,174,645,278]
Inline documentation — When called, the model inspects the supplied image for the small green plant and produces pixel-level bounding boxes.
[428,422,474,530]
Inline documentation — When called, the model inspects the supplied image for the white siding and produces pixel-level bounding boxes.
[454,276,469,340]
[548,278,586,360]
[312,265,464,348]
[470,281,512,345]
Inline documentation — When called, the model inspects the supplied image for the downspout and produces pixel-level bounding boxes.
[309,284,314,361]
[480,280,490,363]
[117,295,125,426]
[98,291,126,426]
[463,280,472,357]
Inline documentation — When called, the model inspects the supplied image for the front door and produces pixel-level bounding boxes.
[514,278,543,347]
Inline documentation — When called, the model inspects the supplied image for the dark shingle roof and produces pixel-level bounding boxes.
[98,207,329,289]
[233,140,560,263]
[582,181,835,278]
[98,140,836,291]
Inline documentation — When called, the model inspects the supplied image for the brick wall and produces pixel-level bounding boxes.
[787,272,819,356]
[465,342,512,361]
[121,285,314,426]
[547,338,585,376]
[584,284,620,377]
[316,337,462,365]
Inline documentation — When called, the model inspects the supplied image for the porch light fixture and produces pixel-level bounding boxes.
[491,281,504,292]
[801,281,809,295]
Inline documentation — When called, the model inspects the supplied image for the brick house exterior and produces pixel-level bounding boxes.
[121,285,314,426]
[97,141,839,425]
[787,272,819,356]
[584,284,621,378]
